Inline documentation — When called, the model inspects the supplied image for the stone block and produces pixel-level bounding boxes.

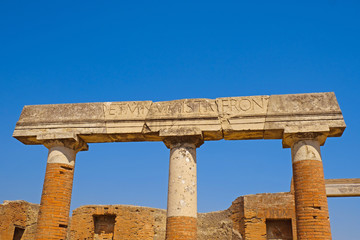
[13,92,346,146]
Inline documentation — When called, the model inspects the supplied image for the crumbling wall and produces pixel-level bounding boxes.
[69,205,242,240]
[0,192,296,240]
[229,196,245,237]
[198,210,242,240]
[69,205,167,240]
[0,200,39,240]
[237,192,296,240]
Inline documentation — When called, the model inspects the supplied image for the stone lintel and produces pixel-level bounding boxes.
[325,178,360,197]
[13,92,346,145]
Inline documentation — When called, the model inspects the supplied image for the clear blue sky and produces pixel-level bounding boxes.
[0,1,359,239]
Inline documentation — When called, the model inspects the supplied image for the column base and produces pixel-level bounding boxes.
[165,216,197,240]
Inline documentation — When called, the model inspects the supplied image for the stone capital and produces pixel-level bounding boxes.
[282,131,328,148]
[43,138,88,152]
[163,135,204,149]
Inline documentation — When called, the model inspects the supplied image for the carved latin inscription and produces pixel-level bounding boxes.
[217,96,269,115]
[147,99,218,118]
[104,101,152,120]
[104,97,268,121]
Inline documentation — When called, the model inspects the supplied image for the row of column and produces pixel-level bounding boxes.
[35,134,332,240]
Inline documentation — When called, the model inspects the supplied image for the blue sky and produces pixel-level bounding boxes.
[0,1,359,239]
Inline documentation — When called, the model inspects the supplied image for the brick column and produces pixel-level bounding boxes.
[35,139,88,240]
[285,133,331,240]
[164,137,203,240]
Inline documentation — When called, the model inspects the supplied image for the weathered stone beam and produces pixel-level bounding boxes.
[325,178,360,197]
[13,92,346,145]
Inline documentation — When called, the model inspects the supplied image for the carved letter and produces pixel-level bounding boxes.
[109,105,117,115]
[239,99,251,111]
[185,102,194,113]
[156,104,167,113]
[252,98,264,109]
[222,99,230,112]
[230,99,240,112]
[128,102,138,115]
[206,102,217,112]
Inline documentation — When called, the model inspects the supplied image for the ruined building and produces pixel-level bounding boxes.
[1,92,359,239]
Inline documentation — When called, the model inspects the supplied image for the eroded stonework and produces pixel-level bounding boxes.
[0,200,39,240]
[0,192,297,240]
[13,92,345,146]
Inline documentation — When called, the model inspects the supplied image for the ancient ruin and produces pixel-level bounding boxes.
[2,92,359,239]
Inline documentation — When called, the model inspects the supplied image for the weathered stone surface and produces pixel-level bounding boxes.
[147,99,221,141]
[14,103,106,145]
[325,178,360,197]
[167,142,197,218]
[13,92,345,146]
[104,101,152,141]
[198,210,242,240]
[264,92,345,143]
[0,200,39,240]
[217,95,269,140]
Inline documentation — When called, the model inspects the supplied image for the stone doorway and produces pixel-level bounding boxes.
[266,219,293,240]
[93,214,116,240]
[13,226,25,240]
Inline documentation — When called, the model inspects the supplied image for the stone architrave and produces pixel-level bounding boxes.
[13,92,345,145]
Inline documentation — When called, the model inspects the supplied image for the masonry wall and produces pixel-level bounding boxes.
[70,205,242,240]
[198,210,242,240]
[235,192,297,240]
[0,200,39,240]
[69,205,167,240]
[0,192,295,240]
[229,195,245,237]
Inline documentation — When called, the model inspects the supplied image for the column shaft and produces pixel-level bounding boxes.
[291,139,331,240]
[36,145,77,240]
[166,142,197,240]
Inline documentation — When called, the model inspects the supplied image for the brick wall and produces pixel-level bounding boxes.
[0,200,39,240]
[69,205,167,240]
[230,192,296,240]
[229,196,245,237]
[198,209,242,239]
[1,192,298,240]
